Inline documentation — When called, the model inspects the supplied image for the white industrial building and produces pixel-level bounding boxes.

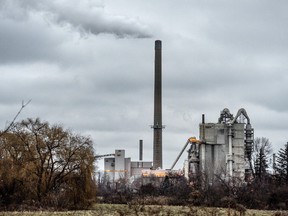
[104,148,153,183]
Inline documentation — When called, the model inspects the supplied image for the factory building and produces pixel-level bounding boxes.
[104,150,130,182]
[180,108,254,181]
[103,41,255,187]
[104,141,153,183]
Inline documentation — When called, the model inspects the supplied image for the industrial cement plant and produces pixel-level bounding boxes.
[103,40,254,185]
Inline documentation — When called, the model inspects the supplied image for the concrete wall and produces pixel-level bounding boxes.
[104,157,115,182]
[199,122,246,179]
[115,149,126,179]
[125,157,131,178]
[232,123,245,178]
[131,161,153,177]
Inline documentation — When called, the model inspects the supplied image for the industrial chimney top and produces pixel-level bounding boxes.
[155,40,162,50]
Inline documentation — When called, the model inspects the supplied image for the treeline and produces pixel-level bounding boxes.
[98,173,288,210]
[0,118,97,210]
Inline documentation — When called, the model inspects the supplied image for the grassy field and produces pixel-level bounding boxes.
[0,204,287,216]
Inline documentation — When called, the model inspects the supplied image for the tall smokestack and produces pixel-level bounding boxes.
[139,140,143,161]
[153,40,163,169]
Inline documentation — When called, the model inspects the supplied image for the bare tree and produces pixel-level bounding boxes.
[254,137,272,156]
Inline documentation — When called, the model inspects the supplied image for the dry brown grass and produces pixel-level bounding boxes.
[0,204,286,216]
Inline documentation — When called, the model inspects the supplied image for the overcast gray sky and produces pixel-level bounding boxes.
[1,0,288,170]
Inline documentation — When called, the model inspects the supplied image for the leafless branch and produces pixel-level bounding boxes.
[0,99,31,137]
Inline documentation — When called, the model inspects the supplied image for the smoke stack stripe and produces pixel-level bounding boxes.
[153,40,163,169]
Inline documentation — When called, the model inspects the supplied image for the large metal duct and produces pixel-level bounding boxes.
[152,40,163,169]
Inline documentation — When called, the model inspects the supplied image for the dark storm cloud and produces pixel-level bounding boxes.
[0,0,152,38]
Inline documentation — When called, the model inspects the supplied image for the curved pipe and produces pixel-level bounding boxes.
[231,108,250,124]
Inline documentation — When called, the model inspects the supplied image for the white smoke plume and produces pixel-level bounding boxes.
[0,0,152,38]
